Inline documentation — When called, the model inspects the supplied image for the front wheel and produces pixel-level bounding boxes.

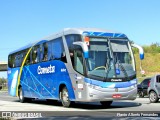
[149,91,159,103]
[60,86,72,107]
[100,101,113,107]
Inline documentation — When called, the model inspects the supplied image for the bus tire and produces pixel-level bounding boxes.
[18,87,26,103]
[100,101,113,107]
[149,91,159,103]
[60,86,72,107]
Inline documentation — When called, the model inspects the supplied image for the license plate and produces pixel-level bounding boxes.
[112,94,122,98]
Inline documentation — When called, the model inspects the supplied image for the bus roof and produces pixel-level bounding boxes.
[45,28,127,40]
[9,28,128,55]
[9,40,47,55]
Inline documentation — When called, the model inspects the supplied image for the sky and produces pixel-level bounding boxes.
[0,0,160,78]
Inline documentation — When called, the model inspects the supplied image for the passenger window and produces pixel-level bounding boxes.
[25,49,31,65]
[20,52,24,65]
[8,54,15,68]
[32,49,36,63]
[15,54,20,67]
[43,43,48,61]
[48,42,52,60]
[31,45,40,64]
[8,55,12,68]
[18,52,23,66]
[39,44,43,62]
[53,39,62,59]
[48,37,66,63]
[11,51,27,67]
[156,76,160,83]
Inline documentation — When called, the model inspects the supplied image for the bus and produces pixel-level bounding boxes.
[8,28,144,107]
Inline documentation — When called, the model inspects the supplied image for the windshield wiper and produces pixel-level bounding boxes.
[117,60,129,81]
[105,59,113,79]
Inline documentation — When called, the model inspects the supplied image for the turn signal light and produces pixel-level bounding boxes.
[84,37,90,45]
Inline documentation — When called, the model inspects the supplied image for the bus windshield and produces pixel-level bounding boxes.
[86,37,135,81]
[86,37,115,80]
[110,39,136,80]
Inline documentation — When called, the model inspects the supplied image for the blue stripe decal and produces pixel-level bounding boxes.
[84,78,137,88]
[97,32,105,36]
[25,66,55,98]
[83,31,127,38]
[21,81,44,98]
[8,60,76,100]
[113,33,115,37]
[117,33,124,37]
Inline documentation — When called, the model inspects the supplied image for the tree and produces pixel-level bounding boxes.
[0,77,7,85]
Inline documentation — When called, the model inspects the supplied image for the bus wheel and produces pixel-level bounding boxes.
[149,91,159,103]
[100,101,113,107]
[60,86,71,107]
[18,87,25,103]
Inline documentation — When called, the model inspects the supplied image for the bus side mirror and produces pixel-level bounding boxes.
[131,43,144,60]
[73,42,89,58]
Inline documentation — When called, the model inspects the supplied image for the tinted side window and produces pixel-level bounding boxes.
[21,51,25,65]
[48,37,66,62]
[53,39,62,59]
[65,34,81,52]
[25,49,31,65]
[141,79,150,87]
[31,45,40,64]
[9,50,28,68]
[65,34,82,65]
[8,54,15,68]
[15,54,19,67]
[42,43,48,61]
[74,46,84,74]
[143,79,149,85]
[156,76,160,83]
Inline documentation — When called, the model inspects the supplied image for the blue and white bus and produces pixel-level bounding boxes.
[8,28,144,107]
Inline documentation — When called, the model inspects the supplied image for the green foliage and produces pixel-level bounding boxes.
[133,42,160,83]
[143,42,160,53]
[132,48,139,54]
[133,42,160,54]
[134,53,160,82]
[0,77,7,90]
[0,77,7,85]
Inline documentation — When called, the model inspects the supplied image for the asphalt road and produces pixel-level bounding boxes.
[0,91,160,119]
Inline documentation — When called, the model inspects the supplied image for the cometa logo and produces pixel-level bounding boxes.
[37,65,55,75]
[111,79,122,82]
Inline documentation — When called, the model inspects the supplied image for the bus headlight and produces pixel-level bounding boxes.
[130,84,137,89]
[87,83,101,89]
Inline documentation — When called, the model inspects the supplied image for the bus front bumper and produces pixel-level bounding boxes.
[77,84,137,102]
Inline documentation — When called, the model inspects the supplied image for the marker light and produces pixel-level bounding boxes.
[84,37,90,45]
